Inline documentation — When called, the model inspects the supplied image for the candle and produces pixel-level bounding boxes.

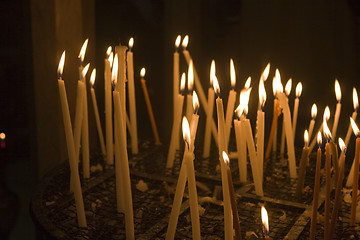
[256,79,266,182]
[166,73,185,168]
[234,116,247,183]
[140,68,161,145]
[223,152,242,240]
[116,45,128,144]
[292,82,302,140]
[127,37,138,154]
[186,60,194,121]
[309,132,322,240]
[332,79,342,139]
[73,75,85,164]
[308,107,330,154]
[350,118,360,226]
[57,51,87,227]
[261,206,270,240]
[308,104,317,139]
[105,47,114,165]
[225,59,237,149]
[190,91,200,150]
[173,35,181,121]
[280,78,292,157]
[89,69,106,159]
[213,75,233,240]
[295,130,309,197]
[323,119,332,238]
[329,138,346,238]
[257,63,270,111]
[203,60,216,158]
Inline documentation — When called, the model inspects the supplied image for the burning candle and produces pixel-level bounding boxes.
[234,112,247,183]
[350,117,360,226]
[332,79,342,139]
[308,104,317,139]
[89,69,106,159]
[0,133,6,149]
[173,35,181,121]
[310,132,322,240]
[292,82,302,140]
[80,63,90,178]
[223,152,242,240]
[280,78,292,157]
[309,107,330,154]
[323,118,332,238]
[105,47,114,165]
[186,60,194,121]
[225,59,237,149]
[295,130,309,197]
[257,79,266,183]
[190,91,200,150]
[261,206,270,240]
[167,74,185,168]
[203,60,216,158]
[140,68,161,145]
[127,37,138,154]
[57,51,87,227]
[73,70,85,164]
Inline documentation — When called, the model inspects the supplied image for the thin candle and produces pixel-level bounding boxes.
[190,91,200,150]
[350,118,360,226]
[280,78,292,157]
[308,107,330,156]
[292,82,302,140]
[261,206,270,240]
[104,47,114,165]
[332,79,342,139]
[308,104,317,139]
[256,79,266,183]
[295,130,309,197]
[323,118,332,238]
[186,60,194,121]
[225,59,237,149]
[80,63,90,179]
[234,111,247,183]
[173,35,181,121]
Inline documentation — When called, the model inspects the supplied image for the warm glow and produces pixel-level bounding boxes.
[339,138,346,152]
[81,63,90,79]
[180,73,186,93]
[222,151,229,166]
[272,69,283,96]
[285,78,292,96]
[57,51,65,77]
[304,130,309,147]
[261,206,269,233]
[188,60,194,91]
[335,79,341,101]
[109,52,114,68]
[245,77,251,89]
[90,68,96,86]
[0,132,5,140]
[78,39,89,63]
[175,35,181,48]
[350,117,360,136]
[230,59,236,88]
[295,82,302,98]
[311,104,317,119]
[128,37,134,49]
[317,131,322,146]
[323,119,332,141]
[182,116,191,148]
[193,91,199,113]
[212,75,220,96]
[210,60,216,86]
[106,46,112,57]
[236,88,252,117]
[324,106,330,121]
[353,88,359,110]
[112,54,119,84]
[182,35,189,48]
[140,67,146,78]
[262,63,270,82]
[259,80,266,108]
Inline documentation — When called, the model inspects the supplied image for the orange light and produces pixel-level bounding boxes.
[230,59,236,88]
[335,79,341,102]
[193,91,199,113]
[244,77,251,89]
[108,52,114,68]
[57,51,65,78]
[323,106,330,121]
[0,132,5,140]
[323,119,332,141]
[285,78,292,96]
[339,138,346,152]
[90,68,96,86]
[182,116,191,147]
[304,130,309,147]
[175,35,181,48]
[296,82,302,98]
[112,54,119,84]
[140,67,146,78]
[259,80,266,108]
[180,73,186,93]
[78,39,89,63]
[350,117,360,136]
[311,104,317,119]
[236,88,251,117]
[317,131,322,146]
[210,60,216,86]
[353,88,359,111]
[188,60,194,91]
[261,206,269,234]
[222,151,229,165]
[106,46,112,57]
[182,35,189,48]
[212,75,220,96]
[261,63,270,82]
[81,63,90,79]
[128,37,134,49]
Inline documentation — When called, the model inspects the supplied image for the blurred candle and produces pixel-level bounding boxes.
[280,78,291,157]
[257,79,266,183]
[173,35,181,121]
[323,119,332,238]
[234,111,247,183]
[105,47,114,165]
[80,63,90,179]
[190,91,200,151]
[308,104,317,139]
[350,118,360,226]
[186,61,194,121]
[295,130,309,197]
[225,59,237,149]
[332,79,342,139]
[292,82,302,140]
[309,107,330,154]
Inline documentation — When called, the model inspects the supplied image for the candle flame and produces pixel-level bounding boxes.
[304,130,309,147]
[210,60,216,86]
[335,79,341,101]
[140,67,146,78]
[350,117,360,136]
[222,151,229,166]
[193,91,199,112]
[236,88,251,117]
[272,69,283,96]
[261,206,269,233]
[323,119,332,141]
[285,78,292,96]
[230,59,236,88]
[180,73,186,93]
[0,132,5,140]
[90,68,96,86]
[212,75,220,96]
[339,137,346,152]
[106,46,112,57]
[109,52,114,68]
[311,104,317,119]
[353,88,359,110]
[57,51,65,77]
[175,35,181,48]
[182,116,191,148]
[295,82,302,97]
[245,77,251,89]
[188,60,194,91]
[78,39,88,63]
[81,63,90,79]
[261,63,270,82]
[323,106,330,121]
[128,37,134,49]
[112,54,119,84]
[182,35,189,48]
[259,79,266,107]
[317,131,322,146]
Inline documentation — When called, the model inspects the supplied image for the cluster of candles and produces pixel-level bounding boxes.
[55,35,360,239]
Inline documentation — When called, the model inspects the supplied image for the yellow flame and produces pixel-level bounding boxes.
[261,206,269,233]
[188,60,194,91]
[57,51,65,77]
[210,60,215,86]
[222,151,229,165]
[350,117,360,136]
[339,137,346,152]
[182,35,189,48]
[324,106,330,121]
[230,59,236,88]
[323,119,332,140]
[317,131,322,145]
[335,79,341,101]
[353,88,359,110]
[0,132,5,140]
[78,39,89,62]
[182,116,191,147]
[81,63,90,79]
[175,35,181,48]
[272,69,283,96]
[304,130,309,146]
[106,46,112,57]
[90,68,96,86]
[262,63,270,82]
[128,37,134,49]
[296,82,302,97]
[259,79,266,107]
[285,78,292,96]
[245,77,251,89]
[311,104,317,119]
[212,75,220,95]
[180,73,186,92]
[109,52,114,68]
[140,67,146,78]
[236,88,251,117]
[112,54,119,84]
[193,91,199,111]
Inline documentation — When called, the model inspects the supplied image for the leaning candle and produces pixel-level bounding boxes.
[80,63,90,179]
[323,119,332,238]
[225,59,237,149]
[350,117,360,226]
[292,82,302,140]
[309,132,322,240]
[140,68,161,145]
[295,130,309,197]
[57,51,87,227]
[186,60,194,121]
[173,35,181,121]
[257,79,266,182]
[332,79,342,139]
[89,69,106,159]
[223,152,242,240]
[234,112,247,183]
[127,37,138,154]
[280,78,291,157]
[308,104,317,139]
[261,206,270,240]
[190,91,200,150]
[73,73,85,164]
[104,47,113,165]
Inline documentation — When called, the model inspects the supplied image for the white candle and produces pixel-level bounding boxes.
[292,82,302,140]
[225,59,237,149]
[295,130,309,197]
[57,51,87,227]
[186,60,194,121]
[173,35,181,122]
[350,118,360,227]
[308,107,330,154]
[332,79,342,139]
[308,104,317,139]
[257,79,266,183]
[73,79,84,163]
[234,118,247,183]
[127,38,138,154]
[116,45,128,142]
[190,91,200,151]
[105,48,114,165]
[80,63,90,179]
[280,78,291,157]
[89,69,106,159]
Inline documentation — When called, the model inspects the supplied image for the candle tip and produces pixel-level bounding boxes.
[57,51,65,78]
[140,67,146,78]
[78,38,89,63]
[182,35,189,49]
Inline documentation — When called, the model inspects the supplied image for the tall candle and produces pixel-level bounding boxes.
[89,69,106,159]
[173,35,181,121]
[127,38,138,154]
[350,118,360,226]
[105,48,114,165]
[308,104,317,139]
[310,132,322,240]
[190,91,200,151]
[292,82,302,140]
[295,130,309,197]
[186,60,194,121]
[332,79,342,139]
[323,119,332,238]
[280,78,291,157]
[308,107,330,154]
[57,51,87,227]
[225,59,237,148]
[256,79,266,182]
[80,63,90,179]
[73,79,84,164]
[234,117,247,183]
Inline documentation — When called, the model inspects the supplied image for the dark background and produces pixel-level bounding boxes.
[0,0,359,238]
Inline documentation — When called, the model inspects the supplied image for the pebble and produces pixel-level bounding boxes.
[136,180,149,192]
